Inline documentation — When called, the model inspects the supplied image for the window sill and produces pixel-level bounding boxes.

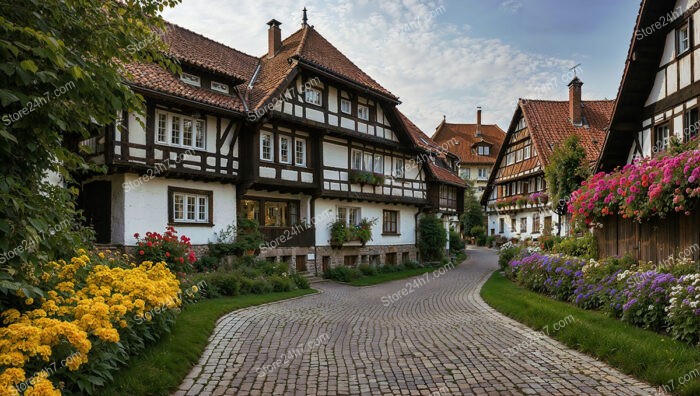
[381,233,401,236]
[168,222,214,228]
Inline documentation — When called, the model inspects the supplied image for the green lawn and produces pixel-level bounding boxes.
[481,271,700,396]
[348,267,443,286]
[104,289,316,396]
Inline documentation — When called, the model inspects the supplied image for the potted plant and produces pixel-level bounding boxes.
[329,220,348,249]
[351,218,377,246]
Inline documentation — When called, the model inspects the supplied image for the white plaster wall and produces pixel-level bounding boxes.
[646,70,667,106]
[323,142,347,167]
[313,199,418,246]
[667,63,679,94]
[680,55,692,89]
[487,207,558,240]
[661,31,675,66]
[120,175,236,246]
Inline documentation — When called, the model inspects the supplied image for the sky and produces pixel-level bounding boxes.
[162,0,640,135]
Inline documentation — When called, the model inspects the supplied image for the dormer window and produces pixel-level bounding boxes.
[678,22,691,55]
[305,88,322,106]
[357,105,370,121]
[181,72,201,87]
[211,81,229,94]
[477,145,490,156]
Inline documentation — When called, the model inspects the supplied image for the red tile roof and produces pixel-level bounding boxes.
[123,62,247,112]
[432,121,506,165]
[162,23,259,83]
[428,162,468,188]
[521,99,614,166]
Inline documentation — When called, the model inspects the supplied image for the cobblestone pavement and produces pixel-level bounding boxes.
[176,247,661,396]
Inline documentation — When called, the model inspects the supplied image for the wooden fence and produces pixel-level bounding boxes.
[594,211,700,263]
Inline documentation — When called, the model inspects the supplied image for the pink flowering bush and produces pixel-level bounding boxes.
[569,148,700,225]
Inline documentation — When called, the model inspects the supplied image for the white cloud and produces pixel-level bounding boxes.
[162,0,574,132]
[499,0,523,13]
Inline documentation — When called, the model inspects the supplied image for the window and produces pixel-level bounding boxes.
[341,99,352,114]
[169,187,212,225]
[678,23,691,55]
[506,152,514,165]
[373,154,383,173]
[515,149,523,162]
[533,214,541,233]
[439,185,457,208]
[499,218,505,234]
[157,111,205,150]
[478,168,488,180]
[338,206,361,226]
[461,168,471,179]
[524,145,531,159]
[240,199,260,222]
[685,108,699,142]
[357,105,370,121]
[522,180,529,194]
[383,210,399,234]
[477,145,490,156]
[516,117,527,131]
[240,198,299,227]
[260,132,273,161]
[395,158,405,178]
[511,219,516,232]
[180,72,201,87]
[295,138,307,166]
[655,124,671,153]
[211,81,229,94]
[279,136,291,163]
[363,152,373,172]
[351,149,363,170]
[157,113,167,143]
[520,217,527,233]
[305,88,322,106]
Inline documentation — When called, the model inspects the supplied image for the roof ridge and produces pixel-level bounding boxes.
[165,21,259,62]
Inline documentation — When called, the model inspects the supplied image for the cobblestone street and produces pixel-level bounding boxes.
[176,247,659,396]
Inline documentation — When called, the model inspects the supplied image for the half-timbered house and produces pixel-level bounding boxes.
[481,79,613,239]
[598,0,700,171]
[78,12,465,273]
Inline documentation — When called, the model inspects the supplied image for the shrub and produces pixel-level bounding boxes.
[498,243,524,272]
[418,216,446,262]
[206,272,242,297]
[538,235,562,251]
[572,255,634,311]
[358,263,377,276]
[194,255,220,273]
[621,272,676,331]
[350,218,377,246]
[667,274,700,344]
[290,273,310,290]
[552,233,598,259]
[323,267,362,282]
[511,253,586,301]
[448,231,463,254]
[403,260,421,269]
[134,226,196,274]
[268,275,295,292]
[248,278,274,294]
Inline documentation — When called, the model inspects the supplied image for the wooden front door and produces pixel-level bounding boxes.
[544,216,552,236]
[295,255,307,272]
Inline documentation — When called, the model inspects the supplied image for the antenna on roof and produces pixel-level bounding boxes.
[569,63,582,77]
[302,7,308,27]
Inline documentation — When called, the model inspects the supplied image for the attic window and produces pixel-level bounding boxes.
[211,81,229,94]
[357,105,370,121]
[181,72,201,87]
[477,146,490,156]
[305,88,322,106]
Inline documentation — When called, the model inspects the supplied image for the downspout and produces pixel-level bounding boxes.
[414,209,421,260]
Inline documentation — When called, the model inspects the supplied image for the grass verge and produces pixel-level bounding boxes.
[104,289,316,396]
[480,271,700,396]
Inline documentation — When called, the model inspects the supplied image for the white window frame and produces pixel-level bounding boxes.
[157,110,206,150]
[211,81,229,94]
[305,88,322,106]
[173,192,210,223]
[678,23,691,55]
[338,206,361,226]
[294,138,307,167]
[524,145,531,159]
[357,105,370,121]
[363,152,373,172]
[478,168,488,180]
[395,158,405,178]
[351,149,363,170]
[373,154,383,174]
[515,149,523,162]
[181,72,201,87]
[340,99,352,114]
[279,136,291,164]
[260,132,273,162]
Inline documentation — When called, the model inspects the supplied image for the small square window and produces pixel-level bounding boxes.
[260,132,273,161]
[295,138,307,166]
[341,99,352,114]
[181,72,201,87]
[357,105,370,121]
[211,81,229,94]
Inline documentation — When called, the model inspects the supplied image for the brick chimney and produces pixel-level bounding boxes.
[476,107,482,137]
[267,19,282,58]
[568,77,583,126]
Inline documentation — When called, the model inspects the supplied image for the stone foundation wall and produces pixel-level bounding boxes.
[314,244,418,273]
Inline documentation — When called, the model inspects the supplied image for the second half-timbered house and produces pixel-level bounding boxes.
[78,12,465,273]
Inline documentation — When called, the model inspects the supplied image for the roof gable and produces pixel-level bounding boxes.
[432,121,506,165]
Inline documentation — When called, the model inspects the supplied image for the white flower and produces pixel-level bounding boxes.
[648,305,655,311]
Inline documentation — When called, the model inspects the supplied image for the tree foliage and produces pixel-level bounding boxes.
[460,180,484,234]
[418,216,447,262]
[0,1,180,293]
[544,135,591,215]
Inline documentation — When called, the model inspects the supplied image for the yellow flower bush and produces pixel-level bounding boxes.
[0,250,182,395]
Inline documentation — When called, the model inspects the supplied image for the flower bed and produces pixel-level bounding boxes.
[569,148,700,225]
[0,250,183,395]
[502,250,700,346]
